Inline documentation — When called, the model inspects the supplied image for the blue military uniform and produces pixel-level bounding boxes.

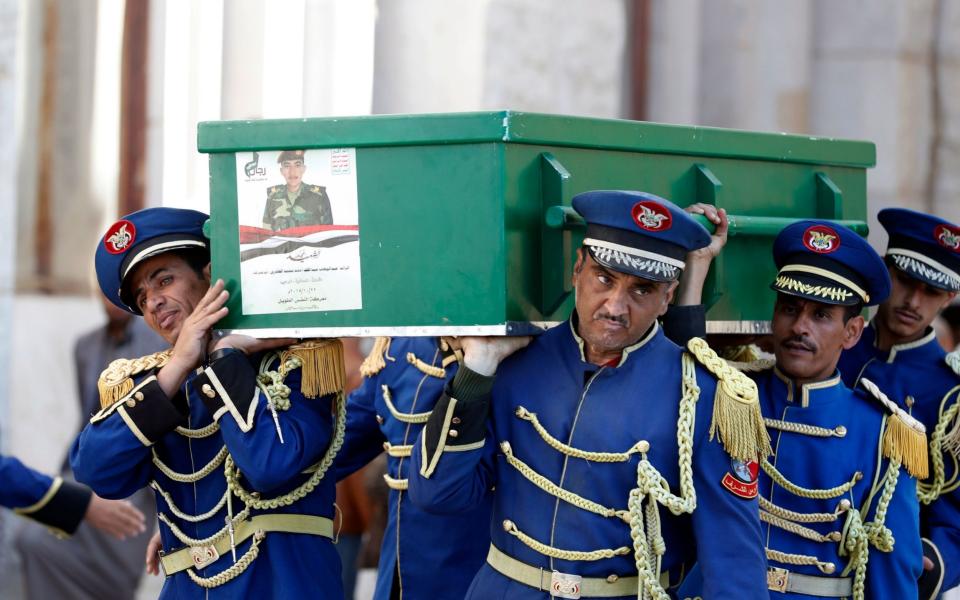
[70,208,345,599]
[0,454,91,537]
[408,191,771,599]
[335,336,492,599]
[838,208,960,598]
[679,220,924,600]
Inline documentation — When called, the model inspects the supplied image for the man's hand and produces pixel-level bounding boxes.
[158,279,230,397]
[84,494,146,540]
[675,204,729,306]
[211,334,297,356]
[145,530,162,576]
[458,336,532,376]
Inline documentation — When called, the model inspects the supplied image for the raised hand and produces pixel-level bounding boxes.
[145,530,162,575]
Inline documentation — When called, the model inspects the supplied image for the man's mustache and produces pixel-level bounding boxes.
[594,312,627,327]
[782,335,817,352]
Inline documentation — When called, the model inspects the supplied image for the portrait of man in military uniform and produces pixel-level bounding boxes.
[262,149,334,231]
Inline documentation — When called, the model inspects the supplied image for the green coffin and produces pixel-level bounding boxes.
[197,111,874,337]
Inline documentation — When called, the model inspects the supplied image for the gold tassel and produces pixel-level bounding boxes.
[282,339,345,399]
[687,338,773,461]
[359,337,393,377]
[883,414,929,480]
[719,344,760,364]
[98,373,134,409]
[97,350,172,409]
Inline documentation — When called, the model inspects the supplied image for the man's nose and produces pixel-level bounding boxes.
[145,291,164,313]
[603,287,629,316]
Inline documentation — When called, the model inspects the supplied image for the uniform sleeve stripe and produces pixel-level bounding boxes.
[13,476,63,515]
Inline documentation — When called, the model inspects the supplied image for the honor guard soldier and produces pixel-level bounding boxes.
[263,149,334,231]
[408,191,771,599]
[837,209,960,598]
[335,336,493,599]
[71,208,346,598]
[676,214,925,600]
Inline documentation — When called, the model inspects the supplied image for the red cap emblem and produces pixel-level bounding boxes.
[935,224,960,253]
[631,200,672,232]
[802,225,840,254]
[103,220,136,255]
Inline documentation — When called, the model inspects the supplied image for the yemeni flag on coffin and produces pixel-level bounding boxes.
[238,224,363,316]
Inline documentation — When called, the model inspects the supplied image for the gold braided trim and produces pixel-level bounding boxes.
[764,418,847,438]
[860,378,928,479]
[687,338,772,461]
[280,339,344,399]
[948,350,960,378]
[185,530,265,588]
[225,391,345,510]
[383,442,412,458]
[761,459,862,499]
[153,446,228,483]
[98,349,172,409]
[500,442,629,522]
[514,406,648,462]
[759,496,847,524]
[158,507,252,547]
[359,337,393,377]
[383,474,408,491]
[381,385,430,424]
[761,510,842,543]
[627,352,700,600]
[406,352,445,378]
[501,520,630,562]
[779,264,870,303]
[175,422,220,439]
[150,481,229,523]
[766,548,836,575]
[774,275,854,303]
[920,393,960,503]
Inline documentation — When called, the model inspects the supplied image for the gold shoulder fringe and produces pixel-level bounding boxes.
[98,350,173,409]
[281,339,345,399]
[359,337,393,377]
[687,338,772,461]
[859,378,929,479]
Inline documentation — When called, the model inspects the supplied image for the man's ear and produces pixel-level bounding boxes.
[572,248,586,287]
[203,263,212,283]
[660,281,679,316]
[842,314,866,350]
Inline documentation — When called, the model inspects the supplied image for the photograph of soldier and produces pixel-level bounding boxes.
[261,149,334,231]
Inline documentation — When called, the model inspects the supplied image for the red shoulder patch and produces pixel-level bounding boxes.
[103,220,136,255]
[722,459,759,499]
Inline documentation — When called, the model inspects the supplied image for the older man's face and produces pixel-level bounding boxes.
[571,250,675,365]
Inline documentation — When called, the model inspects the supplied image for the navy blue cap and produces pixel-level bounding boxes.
[95,207,209,314]
[878,208,960,292]
[571,191,711,282]
[771,220,890,307]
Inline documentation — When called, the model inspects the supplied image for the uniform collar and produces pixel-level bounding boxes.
[866,320,940,363]
[569,314,660,367]
[772,367,843,408]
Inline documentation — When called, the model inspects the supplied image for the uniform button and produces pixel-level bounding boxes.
[134,391,144,401]
[906,396,915,408]
[823,563,836,574]
[834,426,847,437]
[382,442,390,451]
[201,384,216,398]
[838,499,851,511]
[854,471,863,481]
[125,399,136,408]
[448,429,459,438]
[606,574,619,583]
[452,417,461,424]
[376,415,384,425]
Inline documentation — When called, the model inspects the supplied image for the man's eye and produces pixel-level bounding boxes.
[597,274,611,285]
[160,276,172,286]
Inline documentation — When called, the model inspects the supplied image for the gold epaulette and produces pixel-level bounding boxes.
[686,337,772,461]
[719,344,776,372]
[859,378,928,479]
[98,350,173,409]
[359,337,393,377]
[279,339,345,399]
